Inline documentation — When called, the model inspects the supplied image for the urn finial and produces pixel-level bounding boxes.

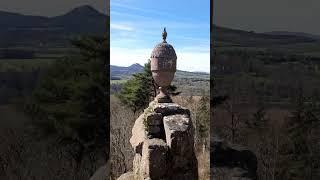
[162,27,167,43]
[150,28,177,103]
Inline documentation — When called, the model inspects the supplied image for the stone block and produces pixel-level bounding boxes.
[153,103,190,116]
[140,138,169,179]
[146,125,165,139]
[145,112,163,126]
[147,125,161,135]
[163,114,194,155]
[127,102,198,180]
[130,114,147,154]
[117,172,134,180]
[90,162,110,180]
[163,114,198,178]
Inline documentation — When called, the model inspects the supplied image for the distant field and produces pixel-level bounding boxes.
[110,71,210,96]
[275,42,320,56]
[0,58,56,72]
[0,47,76,72]
[110,79,127,84]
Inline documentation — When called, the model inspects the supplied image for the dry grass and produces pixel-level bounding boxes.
[197,149,210,180]
[172,96,211,180]
[0,105,105,180]
[110,96,136,179]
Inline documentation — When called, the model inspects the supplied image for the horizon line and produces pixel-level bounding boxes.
[0,4,107,18]
[213,23,320,36]
[110,63,210,74]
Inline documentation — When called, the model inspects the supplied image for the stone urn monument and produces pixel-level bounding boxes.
[150,28,177,103]
[117,28,198,180]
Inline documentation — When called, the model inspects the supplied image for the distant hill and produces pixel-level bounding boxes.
[0,5,108,48]
[110,64,209,80]
[110,63,210,96]
[110,63,144,79]
[49,5,107,34]
[263,31,320,40]
[213,25,318,47]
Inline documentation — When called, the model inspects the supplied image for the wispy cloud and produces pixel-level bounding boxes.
[111,1,174,19]
[111,10,208,31]
[110,0,210,72]
[110,23,134,31]
[111,21,209,45]
[111,1,208,24]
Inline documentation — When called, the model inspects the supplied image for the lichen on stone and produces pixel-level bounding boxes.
[143,101,157,132]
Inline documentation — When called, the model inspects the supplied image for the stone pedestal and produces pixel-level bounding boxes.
[122,101,198,180]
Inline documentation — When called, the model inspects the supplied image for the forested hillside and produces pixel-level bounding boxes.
[212,25,320,180]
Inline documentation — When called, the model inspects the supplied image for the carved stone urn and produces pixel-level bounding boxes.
[150,28,177,103]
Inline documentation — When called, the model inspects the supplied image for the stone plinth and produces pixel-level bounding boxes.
[119,101,198,180]
[140,139,169,179]
[163,114,198,179]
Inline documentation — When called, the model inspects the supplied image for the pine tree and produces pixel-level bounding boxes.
[117,61,154,114]
[117,60,180,114]
[25,35,109,165]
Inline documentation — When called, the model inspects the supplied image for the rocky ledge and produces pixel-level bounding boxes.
[118,101,198,180]
[211,136,258,180]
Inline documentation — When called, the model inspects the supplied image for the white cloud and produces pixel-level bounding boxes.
[110,23,134,31]
[176,50,210,72]
[111,1,173,18]
[110,47,152,67]
[110,47,210,73]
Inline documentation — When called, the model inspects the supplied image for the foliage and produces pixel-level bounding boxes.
[117,61,153,114]
[143,103,156,132]
[24,35,109,163]
[117,60,180,114]
[213,35,320,180]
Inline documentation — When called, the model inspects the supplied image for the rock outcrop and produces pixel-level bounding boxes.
[118,101,198,180]
[117,172,135,180]
[210,136,257,180]
[90,161,110,180]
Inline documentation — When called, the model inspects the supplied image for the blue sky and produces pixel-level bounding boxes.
[110,0,210,72]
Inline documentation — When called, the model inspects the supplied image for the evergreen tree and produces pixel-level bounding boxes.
[117,61,154,114]
[117,60,180,114]
[25,35,109,165]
